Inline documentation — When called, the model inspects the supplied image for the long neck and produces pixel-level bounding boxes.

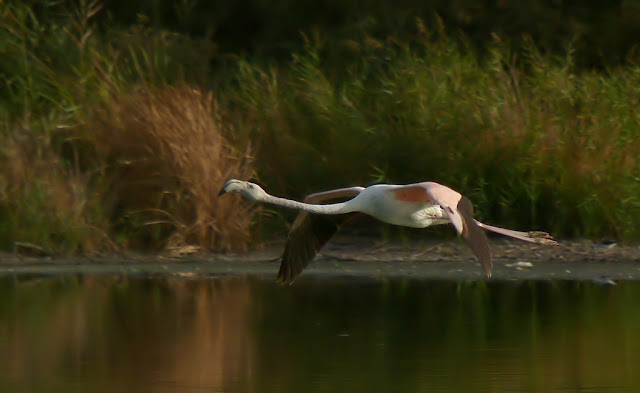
[259,194,355,215]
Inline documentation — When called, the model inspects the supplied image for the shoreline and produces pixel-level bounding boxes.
[1,238,638,282]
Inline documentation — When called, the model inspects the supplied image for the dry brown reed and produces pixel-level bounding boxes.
[0,127,108,253]
[89,84,254,252]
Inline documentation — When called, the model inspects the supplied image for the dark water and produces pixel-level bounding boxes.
[0,276,638,393]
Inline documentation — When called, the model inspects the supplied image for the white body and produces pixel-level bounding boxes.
[348,185,449,228]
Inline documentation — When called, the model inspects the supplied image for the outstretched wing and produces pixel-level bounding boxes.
[456,197,492,277]
[400,182,493,277]
[276,187,364,284]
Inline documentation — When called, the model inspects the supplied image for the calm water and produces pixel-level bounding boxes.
[0,276,638,393]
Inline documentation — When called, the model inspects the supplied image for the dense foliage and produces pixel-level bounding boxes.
[2,0,640,253]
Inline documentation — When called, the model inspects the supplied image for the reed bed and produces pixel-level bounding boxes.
[1,2,252,253]
[229,33,640,240]
[88,85,254,251]
[2,1,640,254]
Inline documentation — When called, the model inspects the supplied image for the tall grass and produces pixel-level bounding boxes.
[1,1,253,253]
[230,30,640,240]
[86,85,254,251]
[0,128,109,253]
[2,1,640,254]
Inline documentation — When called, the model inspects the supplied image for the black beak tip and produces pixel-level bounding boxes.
[218,187,227,197]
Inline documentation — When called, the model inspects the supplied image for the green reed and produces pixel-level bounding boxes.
[2,1,640,254]
[229,30,640,240]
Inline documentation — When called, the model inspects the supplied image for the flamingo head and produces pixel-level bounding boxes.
[218,179,267,201]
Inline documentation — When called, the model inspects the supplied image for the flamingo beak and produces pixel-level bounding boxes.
[218,179,239,196]
[218,181,231,196]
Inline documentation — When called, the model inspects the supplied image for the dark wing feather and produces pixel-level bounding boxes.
[276,212,359,284]
[457,197,493,277]
[276,187,363,285]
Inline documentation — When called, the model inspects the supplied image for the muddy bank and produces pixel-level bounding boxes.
[0,238,639,282]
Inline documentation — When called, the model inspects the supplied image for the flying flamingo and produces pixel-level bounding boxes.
[218,179,558,283]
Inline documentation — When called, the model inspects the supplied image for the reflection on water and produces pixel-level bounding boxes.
[0,276,639,393]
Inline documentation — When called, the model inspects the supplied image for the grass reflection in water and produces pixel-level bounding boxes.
[0,276,638,393]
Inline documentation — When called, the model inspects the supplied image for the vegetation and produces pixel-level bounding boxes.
[1,1,253,253]
[2,0,640,254]
[232,31,640,240]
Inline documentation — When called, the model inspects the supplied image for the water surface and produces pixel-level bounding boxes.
[0,276,638,392]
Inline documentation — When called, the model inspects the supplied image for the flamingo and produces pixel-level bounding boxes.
[218,179,558,283]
